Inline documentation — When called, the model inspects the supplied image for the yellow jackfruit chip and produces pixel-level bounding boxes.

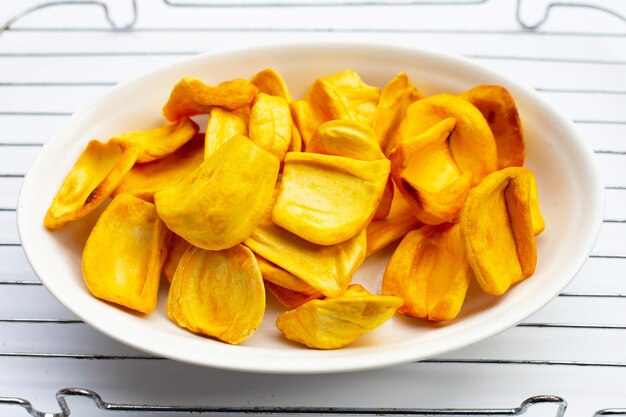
[382,224,472,321]
[167,244,265,344]
[251,68,293,101]
[113,134,204,202]
[306,120,385,161]
[389,118,472,225]
[256,255,318,295]
[460,167,539,295]
[244,191,366,297]
[372,72,422,154]
[162,77,258,121]
[155,135,279,250]
[163,233,191,282]
[372,178,395,221]
[393,94,497,185]
[205,108,248,159]
[249,93,292,160]
[529,172,545,236]
[275,284,403,349]
[113,116,199,163]
[44,139,140,229]
[460,85,524,169]
[265,281,324,310]
[322,70,380,124]
[82,194,168,313]
[273,152,390,245]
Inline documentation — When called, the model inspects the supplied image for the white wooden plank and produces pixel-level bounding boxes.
[0,177,22,209]
[0,115,69,144]
[605,189,626,221]
[566,256,626,295]
[0,285,77,320]
[0,246,37,283]
[596,153,626,188]
[0,146,39,176]
[592,222,626,258]
[577,122,626,153]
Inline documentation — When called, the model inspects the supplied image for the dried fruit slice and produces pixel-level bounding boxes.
[249,93,292,160]
[265,281,324,309]
[204,108,247,159]
[44,140,139,229]
[322,70,380,125]
[113,134,204,202]
[163,234,191,282]
[162,77,258,121]
[460,167,538,295]
[244,191,366,297]
[275,284,403,349]
[82,194,168,313]
[273,152,390,245]
[167,245,265,344]
[389,118,472,225]
[372,178,395,221]
[155,135,279,250]
[251,68,293,101]
[372,72,422,154]
[256,255,318,295]
[114,117,199,163]
[460,85,524,169]
[306,120,385,161]
[529,173,545,236]
[393,94,497,185]
[382,224,472,321]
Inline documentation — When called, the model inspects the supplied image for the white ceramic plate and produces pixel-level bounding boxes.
[18,42,603,373]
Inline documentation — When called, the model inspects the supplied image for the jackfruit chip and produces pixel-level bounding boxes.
[382,224,472,321]
[529,172,545,236]
[114,117,199,163]
[162,77,258,121]
[251,68,293,101]
[249,93,292,160]
[204,108,247,159]
[244,191,366,297]
[460,167,538,295]
[44,139,140,229]
[460,85,524,169]
[113,134,204,202]
[273,152,390,245]
[393,94,497,185]
[307,120,385,161]
[167,244,265,344]
[82,194,168,313]
[256,255,318,295]
[322,70,380,124]
[372,72,422,154]
[372,178,395,221]
[265,281,324,310]
[155,135,279,250]
[163,234,191,282]
[275,284,403,349]
[389,118,472,225]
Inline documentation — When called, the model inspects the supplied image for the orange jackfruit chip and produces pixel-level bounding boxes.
[393,94,497,185]
[389,118,472,225]
[163,234,191,282]
[205,108,248,159]
[249,93,292,160]
[372,72,422,154]
[273,152,390,245]
[155,135,279,250]
[529,172,545,236]
[372,178,395,221]
[265,281,324,310]
[382,224,472,321]
[82,194,168,313]
[251,68,293,101]
[307,120,385,161]
[113,134,204,202]
[460,85,524,169]
[113,116,199,163]
[44,139,139,229]
[460,167,538,295]
[276,284,403,349]
[256,255,318,295]
[167,244,265,344]
[162,77,258,121]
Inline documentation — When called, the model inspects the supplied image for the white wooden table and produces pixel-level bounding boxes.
[0,1,625,416]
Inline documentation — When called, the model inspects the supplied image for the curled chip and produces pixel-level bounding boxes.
[275,284,403,349]
[265,281,324,310]
[373,178,395,221]
[393,94,497,185]
[251,68,293,101]
[372,72,422,154]
[162,77,258,121]
[163,234,191,282]
[249,93,292,160]
[273,152,390,245]
[114,116,199,163]
[155,135,279,251]
[113,134,204,202]
[44,139,139,229]
[256,255,318,295]
[82,194,168,314]
[167,245,265,344]
[382,224,472,321]
[244,190,366,297]
[460,167,539,295]
[460,85,524,169]
[389,118,472,225]
[205,108,248,159]
[307,120,385,161]
[529,172,545,236]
